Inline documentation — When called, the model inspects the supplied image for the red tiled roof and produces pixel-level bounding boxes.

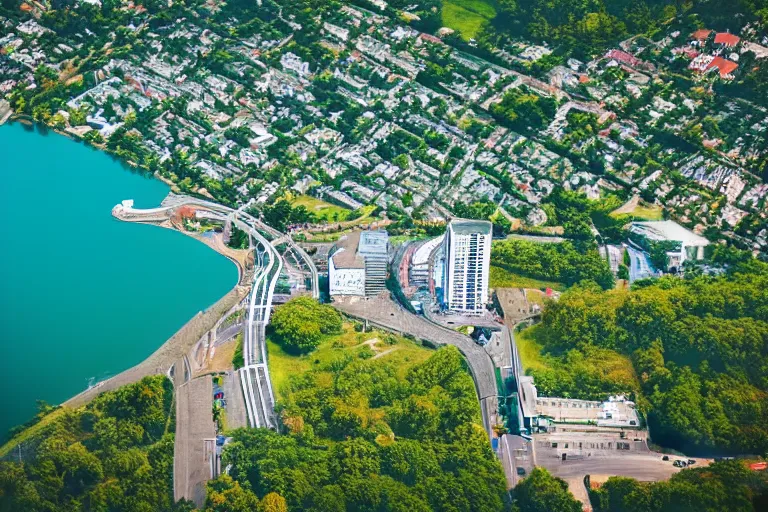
[419,33,443,45]
[606,49,639,67]
[707,56,738,78]
[684,49,700,59]
[714,32,740,47]
[691,29,712,41]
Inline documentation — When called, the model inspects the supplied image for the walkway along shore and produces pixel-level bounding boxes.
[63,195,251,408]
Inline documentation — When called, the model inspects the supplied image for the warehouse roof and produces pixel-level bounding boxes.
[330,231,365,269]
[630,220,710,246]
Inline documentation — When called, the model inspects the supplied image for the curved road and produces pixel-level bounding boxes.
[115,195,320,429]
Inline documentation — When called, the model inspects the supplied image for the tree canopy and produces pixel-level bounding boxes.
[535,258,768,455]
[269,297,343,353]
[589,459,768,512]
[0,376,191,512]
[513,467,583,512]
[492,238,615,290]
[210,346,511,511]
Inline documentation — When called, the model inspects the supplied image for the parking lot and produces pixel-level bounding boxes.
[533,430,709,509]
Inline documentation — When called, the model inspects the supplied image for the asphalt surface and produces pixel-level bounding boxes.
[174,375,215,508]
[333,295,499,437]
[222,370,247,430]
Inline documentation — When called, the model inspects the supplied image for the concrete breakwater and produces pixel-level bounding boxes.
[64,199,252,408]
[64,285,248,408]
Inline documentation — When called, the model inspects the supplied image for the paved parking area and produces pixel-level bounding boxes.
[221,371,247,429]
[174,376,215,508]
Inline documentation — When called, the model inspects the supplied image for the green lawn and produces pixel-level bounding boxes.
[627,204,664,221]
[442,0,496,40]
[514,325,551,374]
[267,323,433,398]
[290,194,351,222]
[489,265,566,291]
[515,324,639,392]
[610,200,664,221]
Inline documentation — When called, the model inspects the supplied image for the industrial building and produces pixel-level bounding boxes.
[328,230,389,297]
[629,220,710,268]
[441,219,492,315]
[519,375,641,431]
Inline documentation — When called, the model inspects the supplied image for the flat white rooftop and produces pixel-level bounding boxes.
[630,220,710,247]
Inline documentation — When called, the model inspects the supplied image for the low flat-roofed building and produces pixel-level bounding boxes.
[629,220,710,263]
[328,230,389,297]
[535,395,640,428]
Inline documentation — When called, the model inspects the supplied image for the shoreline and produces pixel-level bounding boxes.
[64,201,252,408]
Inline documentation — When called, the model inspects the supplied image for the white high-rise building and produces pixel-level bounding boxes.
[442,219,492,315]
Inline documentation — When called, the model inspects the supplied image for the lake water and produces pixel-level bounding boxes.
[0,122,238,439]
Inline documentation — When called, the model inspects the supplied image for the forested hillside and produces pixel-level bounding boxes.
[485,0,768,57]
[0,376,191,512]
[590,459,768,512]
[492,238,615,290]
[530,258,768,455]
[203,346,511,511]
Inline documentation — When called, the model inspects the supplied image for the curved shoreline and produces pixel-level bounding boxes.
[63,199,251,408]
[63,284,248,408]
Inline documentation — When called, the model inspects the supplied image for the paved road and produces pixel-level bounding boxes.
[222,370,247,430]
[333,295,499,436]
[64,286,247,408]
[174,375,216,508]
[235,217,281,430]
[115,195,316,430]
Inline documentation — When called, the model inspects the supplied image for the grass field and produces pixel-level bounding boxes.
[490,265,566,291]
[442,0,496,40]
[514,325,550,373]
[289,194,352,222]
[626,204,664,220]
[610,198,664,221]
[267,322,433,398]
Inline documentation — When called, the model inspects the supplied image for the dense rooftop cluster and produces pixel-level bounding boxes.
[1,0,768,253]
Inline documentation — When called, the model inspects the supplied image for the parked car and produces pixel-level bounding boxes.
[687,459,696,465]
[662,455,669,461]
[673,460,688,468]
[516,467,526,476]
[216,435,226,446]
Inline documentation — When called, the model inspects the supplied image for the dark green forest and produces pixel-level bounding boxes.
[204,346,511,511]
[0,376,193,512]
[487,0,768,58]
[535,258,768,455]
[492,238,615,290]
[589,459,768,512]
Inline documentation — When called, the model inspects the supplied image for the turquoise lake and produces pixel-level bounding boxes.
[0,122,238,439]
